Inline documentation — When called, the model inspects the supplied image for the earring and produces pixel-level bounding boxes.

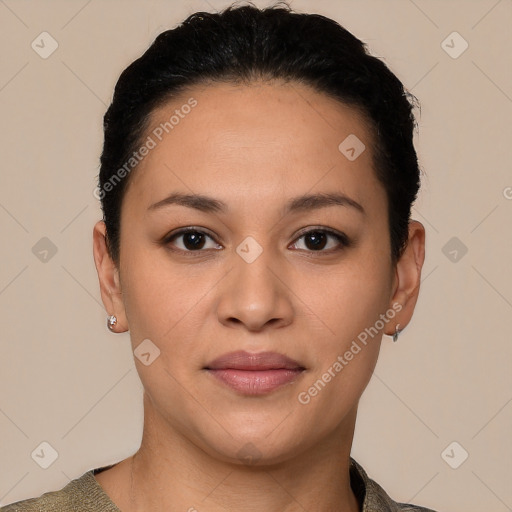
[107,315,117,331]
[392,323,402,342]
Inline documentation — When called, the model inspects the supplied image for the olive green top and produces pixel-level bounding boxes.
[1,458,438,511]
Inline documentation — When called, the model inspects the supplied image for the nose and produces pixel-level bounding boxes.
[215,245,294,332]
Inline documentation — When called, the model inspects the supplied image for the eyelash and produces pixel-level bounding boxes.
[163,226,351,256]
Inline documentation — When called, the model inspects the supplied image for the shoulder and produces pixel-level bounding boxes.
[350,458,440,512]
[0,470,120,512]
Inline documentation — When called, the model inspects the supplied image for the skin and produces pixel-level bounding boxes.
[92,80,425,512]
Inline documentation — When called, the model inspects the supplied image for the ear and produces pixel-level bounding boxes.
[385,220,425,337]
[92,220,128,333]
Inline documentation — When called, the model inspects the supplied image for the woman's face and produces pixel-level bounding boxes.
[96,81,418,465]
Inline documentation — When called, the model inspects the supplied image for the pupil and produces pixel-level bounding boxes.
[184,232,204,250]
[306,232,326,250]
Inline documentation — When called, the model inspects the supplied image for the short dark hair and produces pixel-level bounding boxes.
[98,2,421,265]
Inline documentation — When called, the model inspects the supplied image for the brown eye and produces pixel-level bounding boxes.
[165,228,222,252]
[291,229,349,252]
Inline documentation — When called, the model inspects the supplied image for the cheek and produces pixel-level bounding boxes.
[293,299,385,438]
[291,256,392,406]
[119,252,209,426]
[294,253,392,340]
[120,245,193,335]
[119,248,219,379]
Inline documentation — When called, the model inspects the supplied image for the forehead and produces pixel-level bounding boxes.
[122,81,385,217]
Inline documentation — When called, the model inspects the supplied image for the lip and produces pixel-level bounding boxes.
[204,350,306,395]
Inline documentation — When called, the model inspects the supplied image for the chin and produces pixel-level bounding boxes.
[187,417,314,468]
[209,437,304,468]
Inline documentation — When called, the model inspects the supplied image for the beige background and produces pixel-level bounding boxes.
[1,0,511,510]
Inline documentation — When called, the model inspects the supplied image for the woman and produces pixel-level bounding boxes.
[2,3,436,511]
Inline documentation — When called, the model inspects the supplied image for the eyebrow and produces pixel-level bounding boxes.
[148,191,365,216]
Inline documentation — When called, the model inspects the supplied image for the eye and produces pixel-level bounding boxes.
[164,228,222,252]
[163,227,350,254]
[290,228,350,252]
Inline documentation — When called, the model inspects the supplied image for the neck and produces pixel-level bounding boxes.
[102,395,361,512]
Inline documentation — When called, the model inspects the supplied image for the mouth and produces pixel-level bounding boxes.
[204,350,306,396]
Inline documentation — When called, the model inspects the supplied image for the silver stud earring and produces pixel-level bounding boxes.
[107,315,117,331]
[392,323,402,342]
